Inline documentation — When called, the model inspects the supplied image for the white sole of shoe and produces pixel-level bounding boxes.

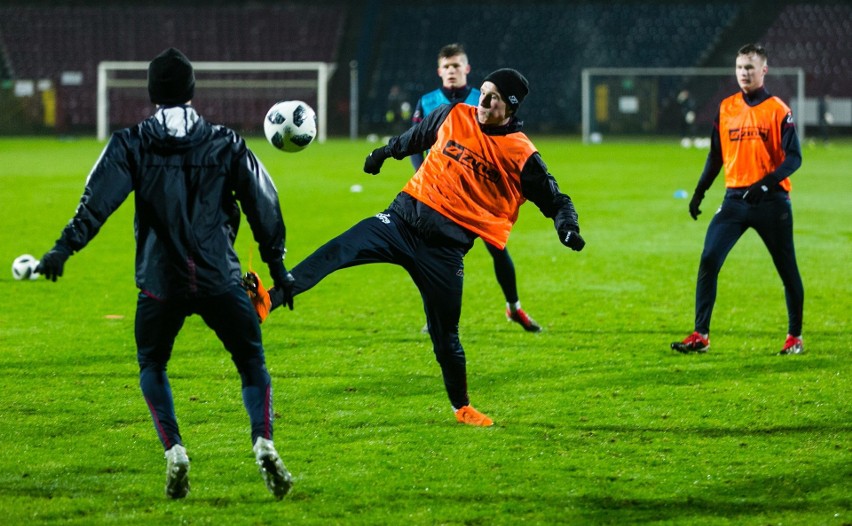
[257,454,293,500]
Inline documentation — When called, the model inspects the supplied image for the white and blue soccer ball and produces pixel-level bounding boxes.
[263,100,317,153]
[11,254,40,281]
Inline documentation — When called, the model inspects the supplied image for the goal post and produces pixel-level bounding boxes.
[581,67,805,144]
[97,61,336,142]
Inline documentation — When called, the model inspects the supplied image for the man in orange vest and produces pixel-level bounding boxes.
[672,44,804,356]
[412,43,543,333]
[268,68,584,426]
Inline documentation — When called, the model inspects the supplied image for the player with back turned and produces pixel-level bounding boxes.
[35,48,296,500]
[671,43,805,356]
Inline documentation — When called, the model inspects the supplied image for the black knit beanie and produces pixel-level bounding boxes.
[483,68,529,113]
[148,48,195,105]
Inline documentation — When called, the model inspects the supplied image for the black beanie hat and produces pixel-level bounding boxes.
[483,68,529,113]
[148,48,195,105]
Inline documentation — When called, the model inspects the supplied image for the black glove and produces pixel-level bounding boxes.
[268,259,295,311]
[363,146,391,175]
[558,225,585,252]
[35,244,72,282]
[689,191,704,220]
[269,275,295,311]
[743,177,773,204]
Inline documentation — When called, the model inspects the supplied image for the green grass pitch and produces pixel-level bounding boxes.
[0,135,849,525]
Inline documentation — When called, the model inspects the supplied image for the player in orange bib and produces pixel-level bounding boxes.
[268,68,585,426]
[672,44,804,356]
[411,43,542,332]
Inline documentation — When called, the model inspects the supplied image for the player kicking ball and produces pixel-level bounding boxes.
[251,68,585,427]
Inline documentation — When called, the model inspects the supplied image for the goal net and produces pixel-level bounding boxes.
[97,61,336,142]
[580,67,805,144]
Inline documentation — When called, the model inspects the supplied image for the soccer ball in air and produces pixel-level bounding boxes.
[12,254,40,281]
[263,100,317,152]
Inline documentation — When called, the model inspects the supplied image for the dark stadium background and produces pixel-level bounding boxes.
[0,0,848,138]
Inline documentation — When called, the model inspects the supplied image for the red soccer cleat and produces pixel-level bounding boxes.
[506,307,542,333]
[671,331,710,353]
[779,335,804,355]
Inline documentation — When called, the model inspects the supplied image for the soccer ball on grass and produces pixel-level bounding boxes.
[263,100,317,152]
[12,254,40,281]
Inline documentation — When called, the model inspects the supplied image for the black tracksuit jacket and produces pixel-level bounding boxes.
[53,106,285,300]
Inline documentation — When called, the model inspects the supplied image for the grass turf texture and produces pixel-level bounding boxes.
[0,136,849,525]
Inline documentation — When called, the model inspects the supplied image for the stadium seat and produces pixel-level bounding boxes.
[0,4,346,132]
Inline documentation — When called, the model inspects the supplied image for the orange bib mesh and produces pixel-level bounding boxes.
[719,93,792,192]
[402,104,536,248]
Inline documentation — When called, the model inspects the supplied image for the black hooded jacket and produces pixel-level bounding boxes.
[55,106,285,299]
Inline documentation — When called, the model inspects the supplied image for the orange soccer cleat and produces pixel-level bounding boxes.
[455,405,494,427]
[242,271,272,323]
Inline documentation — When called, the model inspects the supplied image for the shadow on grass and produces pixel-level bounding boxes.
[575,454,851,523]
[575,422,852,438]
[574,492,828,523]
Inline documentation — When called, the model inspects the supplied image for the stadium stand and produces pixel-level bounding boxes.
[761,3,852,98]
[0,4,346,133]
[0,1,849,136]
[366,3,741,134]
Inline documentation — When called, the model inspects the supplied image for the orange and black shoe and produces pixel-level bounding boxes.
[671,331,709,353]
[242,271,271,323]
[454,405,494,427]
